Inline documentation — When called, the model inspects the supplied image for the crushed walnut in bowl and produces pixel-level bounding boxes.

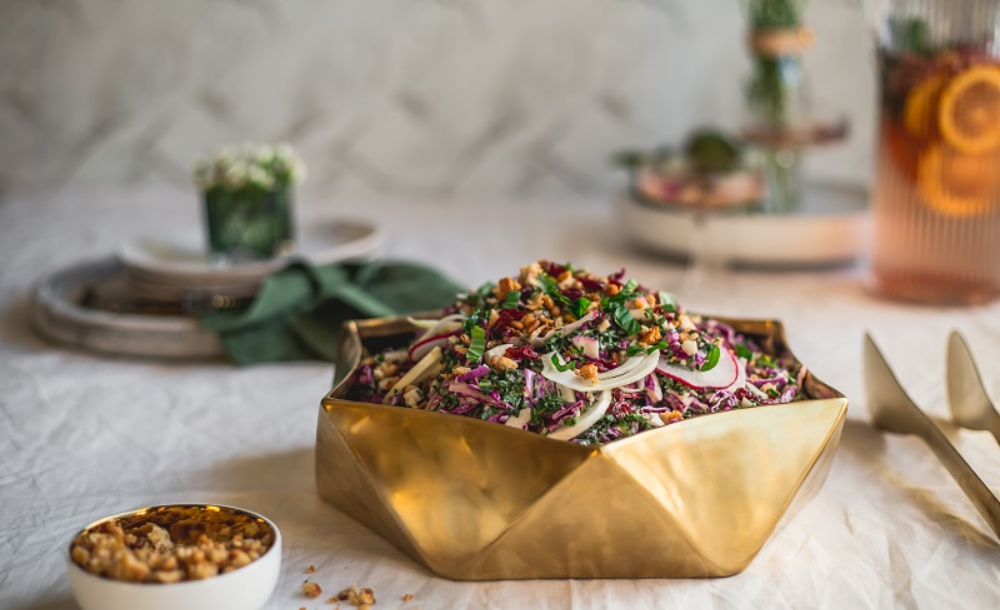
[66,504,281,610]
[70,504,274,583]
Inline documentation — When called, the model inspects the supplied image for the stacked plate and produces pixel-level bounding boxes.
[118,218,385,302]
[32,218,386,360]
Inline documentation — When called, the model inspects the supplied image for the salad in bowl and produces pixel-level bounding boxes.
[348,260,807,445]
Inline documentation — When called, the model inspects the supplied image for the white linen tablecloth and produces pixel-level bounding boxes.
[3,187,1000,610]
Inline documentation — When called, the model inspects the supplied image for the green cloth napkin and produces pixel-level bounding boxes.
[201,261,466,365]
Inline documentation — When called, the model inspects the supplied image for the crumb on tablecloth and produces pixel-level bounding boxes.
[338,584,377,608]
[302,581,323,598]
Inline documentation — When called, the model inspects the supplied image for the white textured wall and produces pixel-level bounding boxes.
[1,0,873,200]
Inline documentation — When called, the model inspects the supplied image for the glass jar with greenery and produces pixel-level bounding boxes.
[742,0,812,214]
[193,144,306,264]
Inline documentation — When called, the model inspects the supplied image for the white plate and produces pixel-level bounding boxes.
[618,183,869,268]
[117,218,385,289]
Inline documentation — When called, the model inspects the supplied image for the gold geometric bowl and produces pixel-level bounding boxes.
[316,315,848,580]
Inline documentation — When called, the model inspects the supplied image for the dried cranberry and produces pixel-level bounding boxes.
[608,267,627,283]
[563,288,583,301]
[506,346,540,361]
[546,262,567,277]
[579,278,605,292]
[591,358,619,373]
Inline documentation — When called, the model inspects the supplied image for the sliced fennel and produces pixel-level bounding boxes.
[548,390,613,440]
[541,352,660,392]
[384,347,442,403]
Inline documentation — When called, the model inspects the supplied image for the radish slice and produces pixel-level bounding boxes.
[409,314,465,361]
[726,357,747,394]
[571,335,600,359]
[384,347,442,403]
[412,316,464,342]
[656,349,738,390]
[506,408,532,430]
[407,317,439,329]
[541,352,660,392]
[409,328,461,361]
[549,390,612,440]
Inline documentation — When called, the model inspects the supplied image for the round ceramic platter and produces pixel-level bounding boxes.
[118,218,385,288]
[618,183,869,268]
[33,258,225,360]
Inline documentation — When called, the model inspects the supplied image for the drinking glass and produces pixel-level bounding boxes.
[868,0,1000,304]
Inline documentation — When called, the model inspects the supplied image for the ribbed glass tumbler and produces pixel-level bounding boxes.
[868,0,1000,304]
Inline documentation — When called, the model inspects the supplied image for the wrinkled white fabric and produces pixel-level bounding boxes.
[2,187,1000,610]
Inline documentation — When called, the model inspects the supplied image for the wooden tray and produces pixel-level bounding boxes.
[32,258,225,360]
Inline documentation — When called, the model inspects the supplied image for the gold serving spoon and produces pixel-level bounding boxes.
[864,333,1000,539]
[947,331,1000,446]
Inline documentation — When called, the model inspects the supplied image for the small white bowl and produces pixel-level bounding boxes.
[66,504,281,610]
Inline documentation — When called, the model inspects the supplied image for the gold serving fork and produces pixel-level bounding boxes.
[864,333,1000,539]
[947,331,1000,446]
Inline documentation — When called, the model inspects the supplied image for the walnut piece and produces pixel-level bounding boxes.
[302,581,323,598]
[578,363,599,384]
[494,276,522,300]
[489,356,518,372]
[337,585,377,608]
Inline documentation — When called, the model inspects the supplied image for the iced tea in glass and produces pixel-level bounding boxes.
[869,2,1000,304]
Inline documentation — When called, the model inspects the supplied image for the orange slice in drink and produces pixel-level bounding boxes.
[917,144,1000,217]
[904,73,947,139]
[938,65,1000,154]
